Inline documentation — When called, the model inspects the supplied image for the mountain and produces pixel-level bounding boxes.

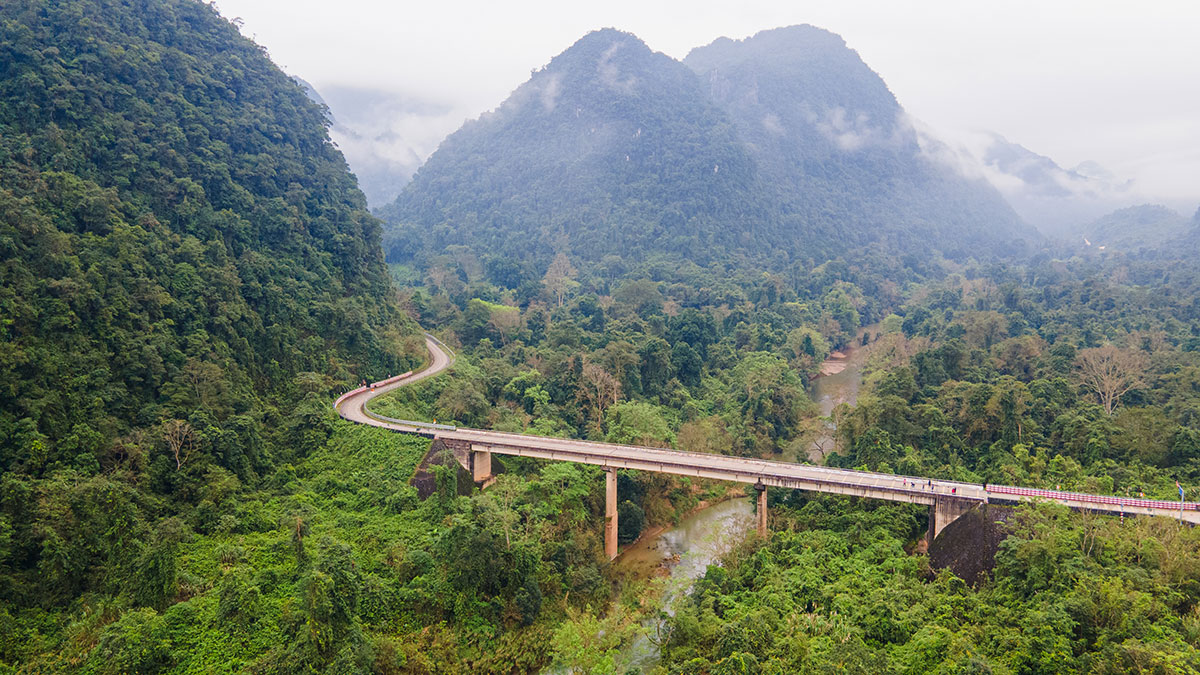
[380,26,1034,273]
[682,26,1033,260]
[381,29,764,265]
[928,132,1137,235]
[0,0,418,482]
[1074,204,1190,251]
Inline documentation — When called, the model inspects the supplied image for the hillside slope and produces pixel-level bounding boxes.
[1073,204,1190,250]
[684,25,1034,260]
[382,29,766,266]
[0,0,419,611]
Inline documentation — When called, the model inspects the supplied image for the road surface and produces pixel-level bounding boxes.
[334,335,1200,526]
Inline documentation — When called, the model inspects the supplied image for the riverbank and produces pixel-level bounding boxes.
[607,497,757,672]
[615,487,746,579]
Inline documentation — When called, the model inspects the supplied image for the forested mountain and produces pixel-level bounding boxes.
[382,29,765,266]
[683,26,1033,260]
[1072,204,1191,251]
[382,26,1035,272]
[0,0,419,643]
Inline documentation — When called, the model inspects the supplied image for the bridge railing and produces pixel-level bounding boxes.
[988,484,1196,511]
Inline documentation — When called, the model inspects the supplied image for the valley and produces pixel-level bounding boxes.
[3,2,1200,674]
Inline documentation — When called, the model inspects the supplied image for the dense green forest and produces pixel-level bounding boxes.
[376,245,1200,673]
[0,0,424,670]
[5,2,1200,673]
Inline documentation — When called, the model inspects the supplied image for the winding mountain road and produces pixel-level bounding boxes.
[335,333,454,426]
[334,334,1200,551]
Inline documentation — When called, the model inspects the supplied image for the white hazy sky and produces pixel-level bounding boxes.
[213,0,1199,207]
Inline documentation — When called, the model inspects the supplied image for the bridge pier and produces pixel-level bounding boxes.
[605,468,618,560]
[471,445,492,483]
[928,497,975,544]
[755,483,768,537]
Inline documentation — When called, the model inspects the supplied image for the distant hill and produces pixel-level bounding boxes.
[1075,205,1190,251]
[380,26,1034,272]
[966,133,1135,235]
[0,0,418,479]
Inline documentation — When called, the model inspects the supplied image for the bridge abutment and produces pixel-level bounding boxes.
[605,468,618,560]
[928,496,976,544]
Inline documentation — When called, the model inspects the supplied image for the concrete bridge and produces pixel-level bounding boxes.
[337,335,1200,559]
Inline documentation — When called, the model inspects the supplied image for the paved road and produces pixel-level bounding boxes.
[336,333,453,426]
[334,336,1200,525]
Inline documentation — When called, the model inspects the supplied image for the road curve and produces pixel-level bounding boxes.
[335,332,454,426]
[334,335,1200,525]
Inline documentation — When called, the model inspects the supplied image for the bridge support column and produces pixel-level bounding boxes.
[928,497,975,544]
[605,468,619,560]
[755,483,768,537]
[471,445,492,483]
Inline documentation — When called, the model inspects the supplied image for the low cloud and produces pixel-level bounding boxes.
[539,73,562,112]
[597,42,638,94]
[810,107,912,152]
[761,112,784,135]
[317,85,469,206]
[912,120,1164,232]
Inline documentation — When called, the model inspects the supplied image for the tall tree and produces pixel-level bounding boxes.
[1076,345,1149,415]
[543,252,579,307]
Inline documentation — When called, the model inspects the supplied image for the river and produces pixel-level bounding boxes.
[585,343,868,673]
[609,498,756,673]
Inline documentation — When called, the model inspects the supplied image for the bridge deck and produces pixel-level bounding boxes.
[336,335,1200,525]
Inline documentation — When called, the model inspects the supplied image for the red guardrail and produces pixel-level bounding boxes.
[335,371,416,412]
[333,386,369,410]
[371,371,413,389]
[988,484,1196,511]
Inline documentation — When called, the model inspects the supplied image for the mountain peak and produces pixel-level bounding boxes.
[385,25,1032,266]
[688,24,849,61]
[385,28,759,263]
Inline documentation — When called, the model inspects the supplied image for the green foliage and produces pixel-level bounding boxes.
[0,0,428,642]
[661,497,1200,673]
[10,5,1200,672]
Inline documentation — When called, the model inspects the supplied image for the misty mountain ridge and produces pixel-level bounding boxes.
[682,26,1030,257]
[382,25,1033,269]
[1072,204,1190,251]
[922,130,1143,236]
[383,28,766,264]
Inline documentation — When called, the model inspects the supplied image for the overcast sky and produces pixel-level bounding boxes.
[213,0,1199,208]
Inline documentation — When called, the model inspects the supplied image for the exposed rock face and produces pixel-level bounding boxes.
[928,504,1015,586]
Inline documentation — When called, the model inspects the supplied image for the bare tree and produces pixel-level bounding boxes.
[542,252,578,307]
[577,362,621,432]
[488,305,522,345]
[162,419,195,470]
[1076,345,1149,414]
